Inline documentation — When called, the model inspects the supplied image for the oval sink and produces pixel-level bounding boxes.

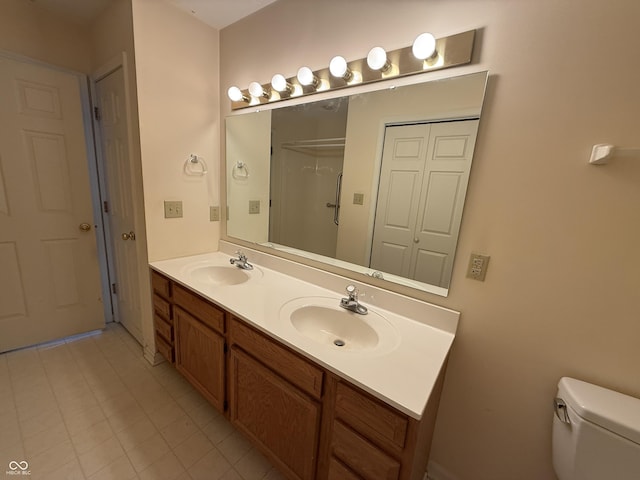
[188,265,259,286]
[279,297,400,354]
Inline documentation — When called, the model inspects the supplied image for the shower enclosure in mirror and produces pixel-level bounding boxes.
[225,71,488,296]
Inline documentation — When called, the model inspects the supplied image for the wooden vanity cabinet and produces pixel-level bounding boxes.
[320,373,446,480]
[229,317,323,480]
[173,284,226,412]
[151,271,174,363]
[149,271,445,480]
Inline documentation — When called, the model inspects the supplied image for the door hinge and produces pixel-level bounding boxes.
[103,201,109,213]
[94,106,101,121]
[111,283,117,294]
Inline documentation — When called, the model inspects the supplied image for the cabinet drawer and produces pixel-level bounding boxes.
[153,293,171,319]
[155,333,174,363]
[331,420,400,480]
[154,313,173,342]
[327,457,362,480]
[151,271,171,299]
[335,382,408,451]
[173,284,225,334]
[230,317,323,399]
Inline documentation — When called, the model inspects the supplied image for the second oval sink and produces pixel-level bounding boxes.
[279,297,400,354]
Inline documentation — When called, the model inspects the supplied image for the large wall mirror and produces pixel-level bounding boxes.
[225,71,488,296]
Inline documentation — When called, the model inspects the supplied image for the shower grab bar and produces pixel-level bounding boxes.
[325,172,343,225]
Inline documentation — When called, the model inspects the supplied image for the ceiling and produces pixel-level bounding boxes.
[28,0,278,29]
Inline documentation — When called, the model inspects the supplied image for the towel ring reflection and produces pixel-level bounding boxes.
[232,161,250,180]
[184,154,208,176]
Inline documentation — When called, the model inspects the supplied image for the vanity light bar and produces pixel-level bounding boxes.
[228,29,475,110]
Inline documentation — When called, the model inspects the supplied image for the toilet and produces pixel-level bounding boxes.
[552,377,640,480]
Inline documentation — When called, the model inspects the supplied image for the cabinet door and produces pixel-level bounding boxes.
[230,347,321,480]
[175,306,225,412]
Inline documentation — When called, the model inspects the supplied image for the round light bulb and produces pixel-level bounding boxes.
[329,55,349,78]
[412,33,437,60]
[367,46,390,71]
[227,86,245,102]
[297,66,316,86]
[248,81,266,98]
[271,74,288,92]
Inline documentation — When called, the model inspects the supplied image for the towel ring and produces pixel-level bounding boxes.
[232,161,250,180]
[184,154,208,176]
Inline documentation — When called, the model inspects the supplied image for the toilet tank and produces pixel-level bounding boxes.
[552,377,640,480]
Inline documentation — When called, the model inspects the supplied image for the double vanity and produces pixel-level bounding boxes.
[150,242,459,480]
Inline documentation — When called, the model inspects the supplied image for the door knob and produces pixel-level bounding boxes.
[413,238,419,243]
[121,231,136,241]
[79,223,92,232]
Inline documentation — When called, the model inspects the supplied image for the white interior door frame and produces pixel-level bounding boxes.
[0,48,112,326]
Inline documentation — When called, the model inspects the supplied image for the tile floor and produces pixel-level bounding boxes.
[0,323,284,480]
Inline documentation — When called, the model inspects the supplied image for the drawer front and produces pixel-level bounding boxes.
[151,271,171,299]
[335,382,408,451]
[230,317,323,399]
[173,284,225,334]
[155,333,174,363]
[331,420,400,480]
[154,313,173,342]
[327,457,362,480]
[153,293,171,319]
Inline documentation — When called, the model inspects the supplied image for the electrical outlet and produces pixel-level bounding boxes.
[353,192,364,205]
[249,200,260,214]
[467,253,490,281]
[164,200,183,218]
[210,206,220,222]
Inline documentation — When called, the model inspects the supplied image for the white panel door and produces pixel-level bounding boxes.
[0,55,104,352]
[370,124,431,277]
[95,67,142,343]
[410,120,479,286]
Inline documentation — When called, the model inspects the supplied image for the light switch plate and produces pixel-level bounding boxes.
[210,206,220,222]
[164,200,183,218]
[467,253,490,281]
[249,200,260,214]
[353,193,364,205]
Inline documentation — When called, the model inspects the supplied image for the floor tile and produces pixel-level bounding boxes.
[188,448,232,480]
[235,448,272,480]
[160,414,199,448]
[218,431,253,465]
[0,324,282,480]
[78,435,125,477]
[138,452,186,480]
[172,430,214,469]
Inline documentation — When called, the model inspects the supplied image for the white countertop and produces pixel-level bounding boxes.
[150,246,459,419]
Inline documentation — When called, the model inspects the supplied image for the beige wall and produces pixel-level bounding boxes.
[0,0,91,72]
[220,1,640,479]
[131,0,220,261]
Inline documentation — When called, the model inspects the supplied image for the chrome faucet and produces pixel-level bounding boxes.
[339,285,368,315]
[230,251,253,270]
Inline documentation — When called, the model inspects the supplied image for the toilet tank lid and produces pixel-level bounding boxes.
[558,377,640,445]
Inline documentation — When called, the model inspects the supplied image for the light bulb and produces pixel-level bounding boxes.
[412,33,437,60]
[297,66,318,87]
[329,55,352,80]
[271,74,291,93]
[248,81,268,98]
[367,47,391,72]
[227,86,246,102]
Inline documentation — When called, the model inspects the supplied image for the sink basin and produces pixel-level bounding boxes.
[187,265,260,286]
[279,297,400,354]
